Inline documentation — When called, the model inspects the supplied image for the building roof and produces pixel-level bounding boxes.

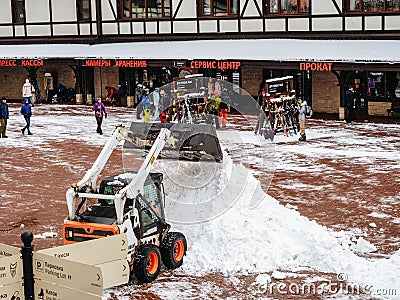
[1,39,400,63]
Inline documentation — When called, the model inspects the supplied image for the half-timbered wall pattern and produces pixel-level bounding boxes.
[0,0,398,41]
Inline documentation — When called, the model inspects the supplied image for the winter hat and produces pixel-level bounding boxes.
[155,87,159,91]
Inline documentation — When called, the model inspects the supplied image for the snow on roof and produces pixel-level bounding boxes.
[1,39,400,63]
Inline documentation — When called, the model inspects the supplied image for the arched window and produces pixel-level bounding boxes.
[12,0,25,23]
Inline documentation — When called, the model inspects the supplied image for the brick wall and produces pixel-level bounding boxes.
[312,71,340,114]
[368,101,392,116]
[0,67,31,100]
[40,63,76,92]
[0,64,76,101]
[94,67,119,99]
[241,65,263,96]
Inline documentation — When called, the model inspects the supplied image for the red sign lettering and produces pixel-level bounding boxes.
[21,59,44,67]
[190,60,241,70]
[0,60,17,67]
[299,62,332,71]
[85,59,112,67]
[115,60,147,68]
[0,60,46,67]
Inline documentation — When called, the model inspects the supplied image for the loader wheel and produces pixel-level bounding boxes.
[160,232,187,269]
[133,244,161,283]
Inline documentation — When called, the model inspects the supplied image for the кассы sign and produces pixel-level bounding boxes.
[0,59,44,67]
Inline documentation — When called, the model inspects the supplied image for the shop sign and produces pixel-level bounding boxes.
[85,59,112,67]
[190,60,241,70]
[84,59,147,68]
[268,82,285,94]
[174,61,186,67]
[176,79,196,90]
[115,60,146,68]
[299,62,332,71]
[0,59,44,67]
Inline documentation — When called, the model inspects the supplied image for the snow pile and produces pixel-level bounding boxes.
[162,153,400,292]
[350,237,378,254]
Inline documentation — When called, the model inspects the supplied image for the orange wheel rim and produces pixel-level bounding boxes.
[147,251,159,275]
[173,240,185,261]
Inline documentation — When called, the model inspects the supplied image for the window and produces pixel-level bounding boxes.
[12,0,25,23]
[266,0,309,15]
[347,0,400,12]
[77,0,91,21]
[199,0,239,16]
[118,0,171,19]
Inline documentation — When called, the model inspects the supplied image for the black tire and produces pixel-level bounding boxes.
[160,232,187,270]
[133,244,161,283]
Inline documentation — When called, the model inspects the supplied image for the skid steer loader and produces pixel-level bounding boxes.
[62,124,222,283]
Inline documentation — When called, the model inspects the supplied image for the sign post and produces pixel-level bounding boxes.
[21,231,35,300]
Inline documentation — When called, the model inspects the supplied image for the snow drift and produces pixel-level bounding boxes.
[159,152,400,293]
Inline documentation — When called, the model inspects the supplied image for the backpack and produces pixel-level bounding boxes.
[305,105,313,118]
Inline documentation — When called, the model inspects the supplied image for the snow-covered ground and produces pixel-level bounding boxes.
[0,104,399,299]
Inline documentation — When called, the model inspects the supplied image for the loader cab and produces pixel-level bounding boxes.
[99,172,166,221]
[99,172,167,241]
[63,172,166,244]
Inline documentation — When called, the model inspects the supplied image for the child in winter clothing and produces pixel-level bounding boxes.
[92,97,107,135]
[0,97,9,138]
[20,98,33,135]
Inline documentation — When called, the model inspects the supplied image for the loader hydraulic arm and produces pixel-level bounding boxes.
[114,127,176,224]
[66,125,177,222]
[77,126,133,192]
[66,125,133,220]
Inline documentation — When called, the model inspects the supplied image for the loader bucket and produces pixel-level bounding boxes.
[124,123,223,162]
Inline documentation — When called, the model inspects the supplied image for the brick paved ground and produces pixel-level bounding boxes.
[0,105,398,299]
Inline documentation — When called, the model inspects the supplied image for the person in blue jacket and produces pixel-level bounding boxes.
[0,97,9,138]
[20,98,33,135]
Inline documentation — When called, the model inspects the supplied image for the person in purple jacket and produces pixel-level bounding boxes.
[92,97,107,135]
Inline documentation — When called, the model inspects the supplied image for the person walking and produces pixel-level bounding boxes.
[205,90,221,129]
[0,97,9,138]
[22,78,34,105]
[92,97,107,135]
[345,85,355,124]
[218,88,230,128]
[20,98,33,135]
[298,99,307,141]
[136,85,143,119]
[142,90,152,123]
[153,87,160,121]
